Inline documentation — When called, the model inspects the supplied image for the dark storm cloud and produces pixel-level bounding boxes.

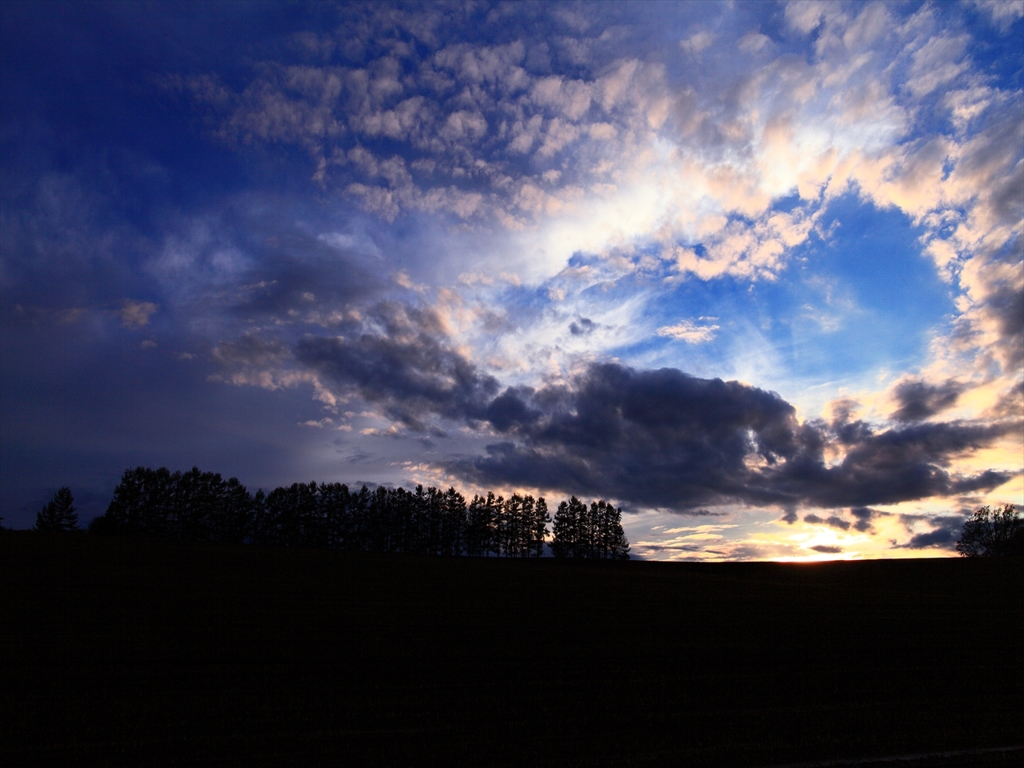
[759,418,1019,511]
[850,506,886,533]
[896,522,961,550]
[804,513,851,531]
[294,303,499,430]
[437,363,1019,512]
[890,379,963,423]
[810,545,843,554]
[108,237,1013,525]
[227,229,383,318]
[452,363,802,509]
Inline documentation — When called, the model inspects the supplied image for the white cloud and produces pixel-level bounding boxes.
[656,320,720,344]
[970,0,1024,30]
[679,30,714,56]
[906,35,970,97]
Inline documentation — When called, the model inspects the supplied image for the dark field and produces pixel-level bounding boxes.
[2,533,1022,766]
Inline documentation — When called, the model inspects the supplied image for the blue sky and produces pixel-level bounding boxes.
[2,0,1021,559]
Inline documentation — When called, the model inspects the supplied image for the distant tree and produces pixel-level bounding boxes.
[466,492,500,556]
[423,486,446,555]
[591,500,630,560]
[319,482,352,550]
[551,497,629,559]
[89,465,254,541]
[440,487,467,556]
[259,482,320,547]
[346,485,373,552]
[94,466,175,536]
[499,494,526,557]
[34,487,80,532]
[552,496,587,558]
[529,497,550,557]
[396,486,419,553]
[956,504,1023,558]
[249,489,269,544]
[367,485,394,552]
[215,477,254,544]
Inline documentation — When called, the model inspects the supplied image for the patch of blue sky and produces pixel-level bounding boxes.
[751,196,952,384]
[612,193,954,403]
[987,49,1024,93]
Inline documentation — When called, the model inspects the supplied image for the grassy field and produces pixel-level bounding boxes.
[2,532,1022,766]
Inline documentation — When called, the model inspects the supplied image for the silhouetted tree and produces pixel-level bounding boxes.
[320,482,352,550]
[174,467,242,542]
[96,467,176,536]
[94,466,253,541]
[86,464,629,561]
[258,482,320,547]
[552,497,629,559]
[466,492,499,556]
[249,489,269,543]
[367,486,394,552]
[956,504,1023,558]
[348,485,373,552]
[440,487,467,556]
[552,496,587,558]
[35,487,80,532]
[530,497,550,557]
[214,477,254,544]
[591,500,630,560]
[499,494,525,556]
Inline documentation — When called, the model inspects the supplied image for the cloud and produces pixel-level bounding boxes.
[210,274,1020,513]
[738,33,772,54]
[785,2,828,36]
[804,513,851,531]
[970,0,1024,31]
[895,516,964,550]
[810,544,842,554]
[906,35,970,98]
[889,378,964,423]
[765,417,1019,510]
[656,320,719,344]
[120,300,158,328]
[569,317,596,336]
[679,31,714,57]
[849,506,885,533]
[445,362,1018,511]
[293,302,500,430]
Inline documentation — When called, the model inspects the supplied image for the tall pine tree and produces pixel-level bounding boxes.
[552,496,586,558]
[35,487,80,532]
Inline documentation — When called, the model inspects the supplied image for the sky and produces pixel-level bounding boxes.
[2,0,1021,560]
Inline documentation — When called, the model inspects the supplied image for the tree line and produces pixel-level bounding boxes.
[29,467,1022,559]
[67,466,631,559]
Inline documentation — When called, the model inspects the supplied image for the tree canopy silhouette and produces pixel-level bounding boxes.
[551,497,629,559]
[87,464,628,559]
[956,504,1023,558]
[34,487,80,532]
[94,467,251,542]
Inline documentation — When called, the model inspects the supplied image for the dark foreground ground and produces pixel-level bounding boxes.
[2,533,1021,766]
